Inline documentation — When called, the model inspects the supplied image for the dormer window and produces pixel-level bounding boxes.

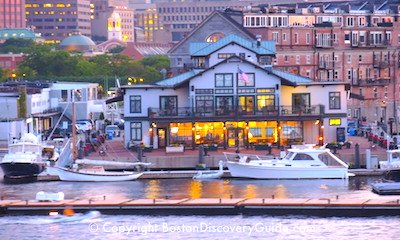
[206,32,225,42]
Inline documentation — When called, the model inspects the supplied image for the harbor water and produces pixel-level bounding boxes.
[1,169,400,239]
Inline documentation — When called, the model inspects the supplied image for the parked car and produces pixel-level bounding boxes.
[76,120,93,131]
[105,125,120,139]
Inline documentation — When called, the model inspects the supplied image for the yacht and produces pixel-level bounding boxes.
[225,144,350,179]
[0,133,58,182]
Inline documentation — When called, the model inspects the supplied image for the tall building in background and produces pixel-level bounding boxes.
[25,0,91,43]
[0,0,26,28]
[91,0,134,42]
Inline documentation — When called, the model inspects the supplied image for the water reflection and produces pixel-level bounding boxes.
[145,180,161,199]
[0,176,386,200]
[189,180,202,198]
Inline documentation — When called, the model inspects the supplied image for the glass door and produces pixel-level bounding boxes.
[157,128,167,148]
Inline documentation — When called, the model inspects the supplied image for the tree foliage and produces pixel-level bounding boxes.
[0,40,171,85]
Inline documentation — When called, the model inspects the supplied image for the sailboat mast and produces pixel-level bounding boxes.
[71,90,77,161]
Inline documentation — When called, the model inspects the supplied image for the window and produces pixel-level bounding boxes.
[293,153,314,161]
[347,55,351,63]
[306,33,310,44]
[257,95,275,112]
[218,53,235,59]
[282,33,287,41]
[296,55,300,64]
[130,122,142,141]
[272,32,279,43]
[306,55,311,64]
[294,33,299,44]
[160,96,178,115]
[215,96,234,115]
[238,96,254,114]
[359,55,362,62]
[237,73,255,87]
[329,92,340,109]
[347,70,352,80]
[196,96,213,114]
[215,73,233,87]
[61,90,68,102]
[130,95,141,113]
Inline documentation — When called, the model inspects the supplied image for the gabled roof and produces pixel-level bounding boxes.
[190,34,275,57]
[156,69,203,87]
[154,55,309,88]
[267,69,312,84]
[168,10,255,54]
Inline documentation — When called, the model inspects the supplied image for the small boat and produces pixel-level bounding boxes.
[193,160,224,180]
[48,210,101,223]
[225,144,350,179]
[48,165,143,182]
[0,133,58,183]
[379,149,400,182]
[371,182,400,195]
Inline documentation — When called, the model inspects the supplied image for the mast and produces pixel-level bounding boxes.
[71,90,77,161]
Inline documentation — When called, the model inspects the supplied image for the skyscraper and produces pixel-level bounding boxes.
[25,0,91,43]
[0,0,26,29]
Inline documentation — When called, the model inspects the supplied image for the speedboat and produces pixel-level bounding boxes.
[48,210,101,223]
[0,133,58,183]
[225,144,350,179]
[193,160,224,180]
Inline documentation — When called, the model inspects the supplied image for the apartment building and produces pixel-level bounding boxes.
[25,0,92,43]
[0,0,26,28]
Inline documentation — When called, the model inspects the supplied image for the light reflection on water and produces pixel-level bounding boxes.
[0,176,388,200]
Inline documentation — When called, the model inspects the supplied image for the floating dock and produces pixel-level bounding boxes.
[2,197,400,217]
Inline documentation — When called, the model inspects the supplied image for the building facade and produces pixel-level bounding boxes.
[91,0,134,42]
[123,34,349,149]
[25,0,92,43]
[242,1,400,132]
[0,0,26,28]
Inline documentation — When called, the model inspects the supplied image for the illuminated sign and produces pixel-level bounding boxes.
[329,118,341,126]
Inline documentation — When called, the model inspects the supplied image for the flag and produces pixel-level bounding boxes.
[238,67,250,84]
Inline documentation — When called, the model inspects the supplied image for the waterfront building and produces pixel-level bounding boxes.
[25,0,92,43]
[0,81,103,140]
[0,82,54,140]
[242,1,400,130]
[0,0,26,29]
[122,34,349,149]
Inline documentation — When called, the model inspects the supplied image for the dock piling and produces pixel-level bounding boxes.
[262,198,265,204]
[153,199,156,204]
[219,198,222,203]
[230,194,233,199]
[103,196,106,200]
[336,195,339,200]
[272,195,275,199]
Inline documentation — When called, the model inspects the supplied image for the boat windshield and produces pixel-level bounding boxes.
[318,152,343,166]
[293,153,315,161]
[9,144,40,154]
[283,152,295,160]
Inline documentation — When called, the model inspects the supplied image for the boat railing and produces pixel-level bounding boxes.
[223,152,263,162]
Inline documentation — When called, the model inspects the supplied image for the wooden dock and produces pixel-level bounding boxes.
[2,197,400,216]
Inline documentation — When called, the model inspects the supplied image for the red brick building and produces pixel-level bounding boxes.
[243,1,400,132]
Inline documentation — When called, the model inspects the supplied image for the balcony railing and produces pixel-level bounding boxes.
[356,78,391,86]
[373,60,390,69]
[148,105,324,119]
[318,61,335,69]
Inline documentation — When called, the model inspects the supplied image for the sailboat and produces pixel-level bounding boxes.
[47,90,145,182]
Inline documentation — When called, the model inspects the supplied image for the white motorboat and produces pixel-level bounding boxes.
[379,149,400,170]
[0,133,58,182]
[48,210,101,223]
[378,149,400,182]
[193,160,224,180]
[48,165,143,182]
[225,144,350,179]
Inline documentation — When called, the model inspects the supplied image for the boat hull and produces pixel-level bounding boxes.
[226,161,348,179]
[1,162,45,183]
[49,167,143,182]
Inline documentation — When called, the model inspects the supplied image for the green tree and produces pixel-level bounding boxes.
[108,45,125,54]
[0,38,35,53]
[140,56,170,71]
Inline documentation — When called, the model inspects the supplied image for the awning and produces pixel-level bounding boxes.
[106,95,123,104]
